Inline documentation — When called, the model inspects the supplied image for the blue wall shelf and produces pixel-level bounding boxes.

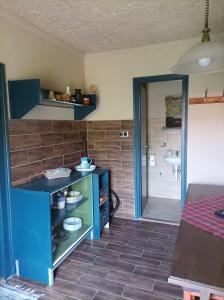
[8,79,96,120]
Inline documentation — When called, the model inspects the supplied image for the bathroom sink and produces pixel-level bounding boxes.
[164,155,181,167]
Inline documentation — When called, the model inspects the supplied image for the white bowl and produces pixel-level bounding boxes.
[63,217,82,231]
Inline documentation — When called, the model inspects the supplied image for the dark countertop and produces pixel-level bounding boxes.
[11,168,107,194]
[170,183,224,288]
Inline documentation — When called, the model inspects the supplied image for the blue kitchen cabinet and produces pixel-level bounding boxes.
[93,169,110,239]
[11,172,94,285]
[8,79,96,120]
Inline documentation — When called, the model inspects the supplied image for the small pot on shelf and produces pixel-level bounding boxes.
[82,97,90,106]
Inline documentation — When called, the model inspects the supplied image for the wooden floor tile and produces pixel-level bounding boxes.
[77,274,125,296]
[106,270,154,291]
[12,218,181,300]
[94,256,135,273]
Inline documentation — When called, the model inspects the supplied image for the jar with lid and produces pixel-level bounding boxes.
[74,89,82,104]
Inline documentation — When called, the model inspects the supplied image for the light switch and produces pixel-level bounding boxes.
[119,131,129,137]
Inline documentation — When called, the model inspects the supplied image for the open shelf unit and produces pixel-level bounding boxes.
[51,196,87,229]
[11,171,93,285]
[53,224,92,266]
[93,169,109,239]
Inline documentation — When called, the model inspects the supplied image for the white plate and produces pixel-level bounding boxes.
[75,165,96,172]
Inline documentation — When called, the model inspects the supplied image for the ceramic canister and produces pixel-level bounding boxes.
[56,195,66,209]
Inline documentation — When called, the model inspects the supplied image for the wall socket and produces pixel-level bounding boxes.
[119,131,129,137]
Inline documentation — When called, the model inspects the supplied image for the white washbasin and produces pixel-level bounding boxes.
[164,155,181,167]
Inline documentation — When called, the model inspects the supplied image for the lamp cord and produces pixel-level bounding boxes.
[204,0,209,29]
[201,0,210,42]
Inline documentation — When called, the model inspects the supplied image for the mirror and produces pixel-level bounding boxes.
[165,96,182,128]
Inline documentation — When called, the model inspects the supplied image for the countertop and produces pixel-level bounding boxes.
[170,183,224,289]
[11,168,106,194]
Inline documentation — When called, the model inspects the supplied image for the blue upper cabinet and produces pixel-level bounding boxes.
[8,79,96,120]
[9,79,40,119]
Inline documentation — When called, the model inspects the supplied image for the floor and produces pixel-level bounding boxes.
[143,197,182,223]
[12,218,183,300]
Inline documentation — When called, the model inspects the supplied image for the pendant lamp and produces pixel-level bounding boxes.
[171,0,224,75]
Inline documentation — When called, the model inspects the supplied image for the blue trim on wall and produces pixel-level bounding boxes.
[0,63,14,277]
[133,74,189,219]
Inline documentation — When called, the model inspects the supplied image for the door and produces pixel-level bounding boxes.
[0,63,13,278]
[134,74,188,219]
[140,84,149,212]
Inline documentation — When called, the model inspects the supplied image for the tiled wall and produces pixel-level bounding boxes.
[9,117,180,217]
[8,119,135,219]
[87,120,134,219]
[9,120,86,185]
[148,118,181,199]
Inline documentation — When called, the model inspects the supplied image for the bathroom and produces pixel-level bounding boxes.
[141,80,183,223]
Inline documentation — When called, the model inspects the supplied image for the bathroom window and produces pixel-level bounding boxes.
[165,96,182,128]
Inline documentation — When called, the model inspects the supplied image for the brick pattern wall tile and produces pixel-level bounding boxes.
[9,119,85,185]
[87,120,134,219]
[10,150,28,167]
[8,119,134,219]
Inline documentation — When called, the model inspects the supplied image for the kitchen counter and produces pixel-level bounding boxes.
[12,170,92,193]
[169,184,224,291]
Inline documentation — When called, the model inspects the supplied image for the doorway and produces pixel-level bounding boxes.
[133,74,188,223]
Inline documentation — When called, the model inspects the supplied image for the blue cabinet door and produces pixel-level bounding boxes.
[11,189,52,284]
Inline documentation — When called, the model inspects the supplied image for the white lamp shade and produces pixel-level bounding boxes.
[171,41,224,75]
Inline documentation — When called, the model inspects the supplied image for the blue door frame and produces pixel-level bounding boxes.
[0,63,14,278]
[133,74,189,219]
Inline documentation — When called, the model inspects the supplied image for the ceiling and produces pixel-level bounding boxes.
[1,0,224,54]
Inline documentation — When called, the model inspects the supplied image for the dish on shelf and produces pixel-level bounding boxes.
[63,217,82,231]
[69,191,80,197]
[44,168,71,180]
[66,195,83,204]
[75,165,96,172]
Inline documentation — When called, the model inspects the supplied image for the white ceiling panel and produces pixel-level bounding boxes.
[1,0,224,53]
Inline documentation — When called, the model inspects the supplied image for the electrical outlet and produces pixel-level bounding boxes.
[119,131,129,137]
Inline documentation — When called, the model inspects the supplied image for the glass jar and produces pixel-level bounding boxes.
[74,89,82,103]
